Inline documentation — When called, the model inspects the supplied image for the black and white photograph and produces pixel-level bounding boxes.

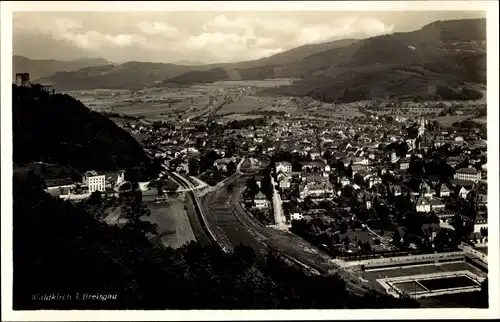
[1,1,498,320]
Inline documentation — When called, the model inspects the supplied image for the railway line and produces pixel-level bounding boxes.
[201,173,369,296]
[170,172,234,253]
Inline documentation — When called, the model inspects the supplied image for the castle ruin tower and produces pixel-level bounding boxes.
[15,73,23,86]
[15,73,31,87]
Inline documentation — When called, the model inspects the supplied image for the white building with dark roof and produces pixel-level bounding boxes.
[416,197,431,213]
[275,161,292,173]
[83,170,106,193]
[254,191,269,209]
[454,167,481,183]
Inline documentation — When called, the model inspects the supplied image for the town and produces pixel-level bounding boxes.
[32,89,488,304]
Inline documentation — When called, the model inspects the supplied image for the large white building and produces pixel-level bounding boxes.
[454,167,481,183]
[275,161,292,173]
[83,170,106,193]
[254,191,270,209]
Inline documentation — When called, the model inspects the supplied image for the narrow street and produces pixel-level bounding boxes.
[270,177,287,229]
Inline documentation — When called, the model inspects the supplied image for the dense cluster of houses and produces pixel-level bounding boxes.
[117,113,487,248]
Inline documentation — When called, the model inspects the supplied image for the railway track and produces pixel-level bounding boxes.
[170,172,234,253]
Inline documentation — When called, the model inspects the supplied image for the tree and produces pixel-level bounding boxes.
[245,177,259,199]
[346,161,353,179]
[88,190,102,205]
[120,190,157,235]
[188,158,200,176]
[393,229,402,245]
[227,161,237,175]
[260,175,273,200]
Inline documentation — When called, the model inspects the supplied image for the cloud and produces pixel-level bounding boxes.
[14,11,479,64]
[15,16,147,50]
[137,21,179,37]
[199,14,395,55]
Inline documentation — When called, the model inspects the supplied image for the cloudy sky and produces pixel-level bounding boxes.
[13,11,485,64]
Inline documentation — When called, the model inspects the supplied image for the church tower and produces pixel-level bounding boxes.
[418,117,426,138]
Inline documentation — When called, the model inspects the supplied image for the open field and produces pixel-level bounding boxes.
[212,78,298,87]
[471,117,487,124]
[145,197,196,249]
[218,96,269,114]
[432,114,474,126]
[65,80,484,125]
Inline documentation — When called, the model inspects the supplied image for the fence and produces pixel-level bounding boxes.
[342,251,465,269]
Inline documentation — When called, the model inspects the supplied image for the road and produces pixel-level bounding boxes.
[270,177,287,229]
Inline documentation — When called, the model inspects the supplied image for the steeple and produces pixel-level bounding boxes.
[418,117,425,138]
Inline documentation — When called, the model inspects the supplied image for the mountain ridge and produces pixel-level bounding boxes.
[22,18,486,101]
[13,56,113,81]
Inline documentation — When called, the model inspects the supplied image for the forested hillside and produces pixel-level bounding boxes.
[13,85,160,180]
[13,173,424,309]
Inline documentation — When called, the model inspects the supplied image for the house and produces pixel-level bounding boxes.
[423,188,436,198]
[421,223,441,243]
[101,170,126,189]
[302,161,328,172]
[302,173,328,184]
[368,176,382,189]
[214,158,234,171]
[275,161,292,173]
[473,214,487,233]
[45,177,75,192]
[310,151,321,160]
[439,184,451,197]
[429,198,446,211]
[454,167,481,183]
[254,191,269,209]
[351,164,367,177]
[390,152,400,163]
[279,178,291,190]
[389,184,402,197]
[290,207,304,221]
[399,159,410,170]
[176,163,189,174]
[83,170,106,193]
[339,176,351,187]
[254,175,263,188]
[47,186,72,198]
[352,157,369,165]
[459,187,470,199]
[299,182,333,199]
[475,193,487,208]
[276,171,289,182]
[416,197,431,213]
